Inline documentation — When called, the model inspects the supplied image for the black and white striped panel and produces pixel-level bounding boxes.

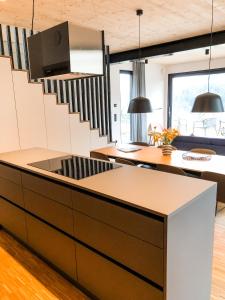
[0,24,36,70]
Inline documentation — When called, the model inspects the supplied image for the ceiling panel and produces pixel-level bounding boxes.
[0,0,225,53]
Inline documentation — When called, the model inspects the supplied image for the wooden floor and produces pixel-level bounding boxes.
[0,231,89,300]
[0,210,225,300]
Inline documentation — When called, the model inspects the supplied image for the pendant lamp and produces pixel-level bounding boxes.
[127,9,152,114]
[192,0,224,113]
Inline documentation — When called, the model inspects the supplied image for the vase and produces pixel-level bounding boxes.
[161,144,173,156]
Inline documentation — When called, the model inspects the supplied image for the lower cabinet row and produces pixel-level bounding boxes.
[0,197,163,300]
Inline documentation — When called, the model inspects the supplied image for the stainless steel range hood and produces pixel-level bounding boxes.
[27,21,104,80]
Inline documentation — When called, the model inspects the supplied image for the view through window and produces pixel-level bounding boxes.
[169,70,225,137]
[120,71,132,143]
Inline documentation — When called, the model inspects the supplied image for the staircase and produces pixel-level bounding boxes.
[0,55,110,156]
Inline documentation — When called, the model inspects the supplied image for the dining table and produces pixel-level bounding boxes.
[91,145,225,175]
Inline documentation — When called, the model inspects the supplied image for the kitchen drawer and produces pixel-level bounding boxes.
[26,214,76,279]
[76,244,163,300]
[72,190,164,248]
[22,172,72,208]
[24,189,73,235]
[0,177,23,207]
[74,211,164,286]
[0,197,27,243]
[0,163,22,184]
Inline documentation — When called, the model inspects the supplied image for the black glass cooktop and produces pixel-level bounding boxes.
[29,155,121,180]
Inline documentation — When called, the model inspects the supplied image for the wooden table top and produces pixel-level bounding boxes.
[92,146,225,175]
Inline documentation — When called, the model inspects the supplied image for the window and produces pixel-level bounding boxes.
[120,71,132,143]
[168,69,225,137]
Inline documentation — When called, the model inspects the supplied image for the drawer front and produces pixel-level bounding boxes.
[24,189,73,235]
[22,173,72,208]
[0,177,23,207]
[0,197,27,243]
[26,214,76,279]
[0,164,22,184]
[76,244,163,300]
[74,211,164,286]
[72,190,164,248]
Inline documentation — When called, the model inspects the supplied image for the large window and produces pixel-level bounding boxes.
[120,71,132,143]
[168,69,225,137]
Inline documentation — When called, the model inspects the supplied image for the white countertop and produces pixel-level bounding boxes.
[0,147,216,217]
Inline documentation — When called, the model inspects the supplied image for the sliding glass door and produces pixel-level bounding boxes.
[168,69,225,137]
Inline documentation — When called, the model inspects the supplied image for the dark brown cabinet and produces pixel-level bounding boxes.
[0,163,165,299]
[22,173,72,208]
[26,214,77,279]
[76,244,163,300]
[0,197,27,242]
[0,164,22,184]
[72,189,164,248]
[0,177,23,207]
[23,188,74,235]
[0,164,24,207]
[74,211,164,286]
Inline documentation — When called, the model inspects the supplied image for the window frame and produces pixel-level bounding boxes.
[167,67,225,129]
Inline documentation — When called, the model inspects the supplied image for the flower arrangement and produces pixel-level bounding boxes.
[150,127,179,145]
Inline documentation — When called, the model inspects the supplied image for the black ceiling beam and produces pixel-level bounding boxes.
[109,30,225,64]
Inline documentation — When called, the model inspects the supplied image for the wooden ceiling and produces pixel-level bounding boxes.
[0,0,225,53]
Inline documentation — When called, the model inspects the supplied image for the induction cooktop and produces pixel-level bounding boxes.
[29,155,121,180]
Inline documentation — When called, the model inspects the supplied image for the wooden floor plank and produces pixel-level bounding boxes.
[0,231,89,300]
[0,208,224,299]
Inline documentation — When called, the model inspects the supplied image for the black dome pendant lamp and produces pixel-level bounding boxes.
[127,9,152,114]
[192,0,224,113]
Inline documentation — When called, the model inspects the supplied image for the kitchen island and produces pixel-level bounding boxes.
[0,148,216,300]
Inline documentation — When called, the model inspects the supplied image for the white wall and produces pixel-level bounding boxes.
[165,57,225,74]
[0,57,20,152]
[0,56,108,155]
[145,63,166,130]
[12,71,47,149]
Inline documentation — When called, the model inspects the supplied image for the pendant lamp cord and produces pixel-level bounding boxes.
[208,0,214,92]
[31,0,35,35]
[138,13,141,97]
[137,10,143,98]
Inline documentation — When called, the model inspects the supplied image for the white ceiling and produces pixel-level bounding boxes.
[0,0,225,53]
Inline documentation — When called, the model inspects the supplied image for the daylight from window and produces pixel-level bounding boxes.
[171,72,225,137]
[120,72,132,143]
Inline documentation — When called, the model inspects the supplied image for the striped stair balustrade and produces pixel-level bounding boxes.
[0,55,111,156]
[0,23,112,142]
